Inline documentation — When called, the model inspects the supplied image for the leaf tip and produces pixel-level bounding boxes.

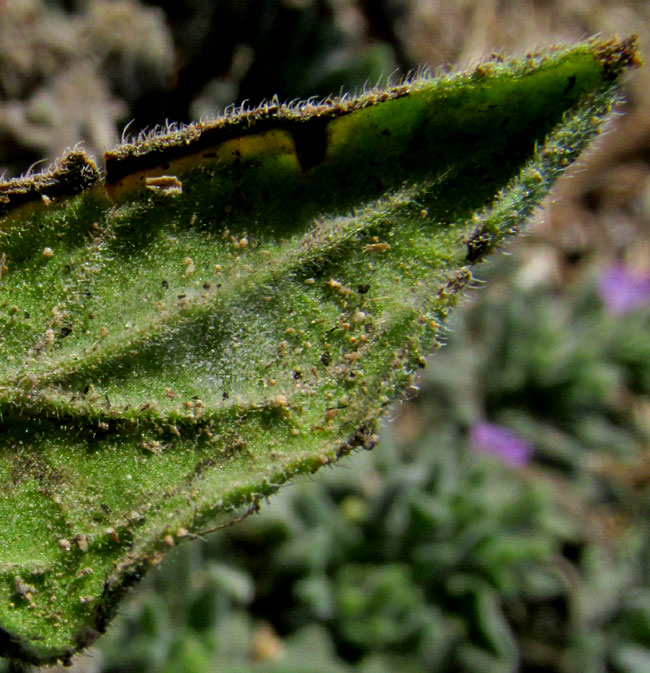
[592,34,643,79]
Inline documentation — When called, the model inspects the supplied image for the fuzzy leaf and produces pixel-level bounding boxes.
[0,36,640,664]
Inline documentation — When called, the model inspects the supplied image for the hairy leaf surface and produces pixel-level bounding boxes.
[0,37,640,663]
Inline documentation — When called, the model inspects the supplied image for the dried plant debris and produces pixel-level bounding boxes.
[0,37,640,664]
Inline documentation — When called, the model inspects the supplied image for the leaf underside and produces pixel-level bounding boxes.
[0,36,640,664]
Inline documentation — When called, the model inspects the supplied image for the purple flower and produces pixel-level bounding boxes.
[469,422,533,468]
[598,264,650,315]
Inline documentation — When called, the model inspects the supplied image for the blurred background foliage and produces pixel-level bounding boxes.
[0,1,649,671]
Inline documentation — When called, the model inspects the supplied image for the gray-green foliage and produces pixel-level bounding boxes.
[0,37,640,663]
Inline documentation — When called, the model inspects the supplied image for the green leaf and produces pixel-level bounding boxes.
[0,36,640,664]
